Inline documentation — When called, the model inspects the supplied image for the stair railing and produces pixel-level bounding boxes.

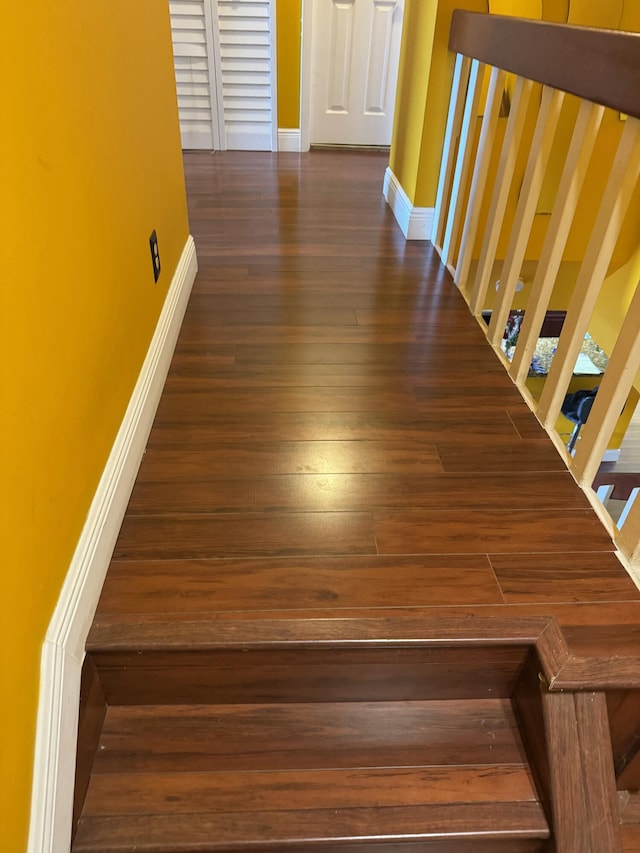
[433,11,640,564]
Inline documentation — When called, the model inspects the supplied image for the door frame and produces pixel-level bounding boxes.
[269,0,279,151]
[299,0,314,152]
[202,0,226,150]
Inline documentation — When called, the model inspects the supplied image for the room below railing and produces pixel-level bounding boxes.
[433,10,640,566]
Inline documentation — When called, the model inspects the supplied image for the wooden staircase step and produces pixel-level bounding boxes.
[90,700,526,773]
[81,766,538,815]
[87,617,543,705]
[74,803,549,852]
[73,699,548,851]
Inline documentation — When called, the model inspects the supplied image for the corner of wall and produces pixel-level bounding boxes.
[383,167,435,240]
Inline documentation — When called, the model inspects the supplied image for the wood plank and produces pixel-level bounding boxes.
[181,306,359,326]
[74,802,549,851]
[88,614,559,650]
[89,604,640,667]
[354,310,487,336]
[560,624,640,661]
[252,472,590,512]
[508,412,550,441]
[373,509,613,555]
[97,554,504,614]
[177,324,423,344]
[167,343,236,366]
[166,362,507,386]
[183,292,457,311]
[136,442,444,480]
[154,387,422,419]
[489,551,640,604]
[412,384,527,404]
[113,512,377,560]
[127,478,255,514]
[82,765,539,816]
[435,440,568,472]
[233,342,498,366]
[146,411,521,448]
[91,699,527,773]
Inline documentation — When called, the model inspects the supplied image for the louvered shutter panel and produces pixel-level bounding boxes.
[169,0,217,149]
[217,0,275,150]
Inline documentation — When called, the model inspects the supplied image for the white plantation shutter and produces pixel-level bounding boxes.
[169,0,220,149]
[217,0,276,150]
[169,0,276,151]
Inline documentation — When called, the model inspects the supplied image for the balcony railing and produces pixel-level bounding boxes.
[433,11,640,565]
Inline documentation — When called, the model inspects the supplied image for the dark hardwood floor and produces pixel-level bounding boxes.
[76,150,640,852]
[91,149,639,641]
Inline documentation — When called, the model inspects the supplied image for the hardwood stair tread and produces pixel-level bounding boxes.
[74,802,550,851]
[74,698,548,851]
[92,699,527,773]
[82,766,539,815]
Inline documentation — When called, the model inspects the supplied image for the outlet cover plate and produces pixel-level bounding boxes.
[149,230,161,283]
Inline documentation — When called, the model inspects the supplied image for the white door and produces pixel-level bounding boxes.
[309,0,404,146]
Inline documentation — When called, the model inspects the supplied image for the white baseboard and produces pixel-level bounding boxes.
[383,167,434,241]
[602,448,622,463]
[226,127,274,152]
[278,129,302,152]
[27,235,198,853]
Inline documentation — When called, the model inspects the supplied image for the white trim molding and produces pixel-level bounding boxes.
[299,0,313,153]
[383,167,435,240]
[278,129,302,152]
[27,235,198,853]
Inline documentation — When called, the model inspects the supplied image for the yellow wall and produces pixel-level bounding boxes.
[389,0,488,208]
[389,0,441,201]
[277,0,302,128]
[388,0,639,451]
[0,1,189,848]
[590,246,640,365]
[391,0,640,217]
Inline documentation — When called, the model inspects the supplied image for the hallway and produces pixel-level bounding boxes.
[94,150,638,636]
[75,150,640,851]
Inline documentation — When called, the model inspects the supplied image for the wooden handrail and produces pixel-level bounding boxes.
[449,11,640,120]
